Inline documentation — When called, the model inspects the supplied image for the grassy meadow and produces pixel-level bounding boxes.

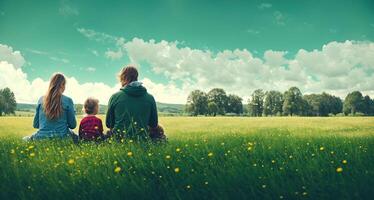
[0,116,373,199]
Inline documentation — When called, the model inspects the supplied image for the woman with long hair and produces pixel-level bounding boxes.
[23,73,77,141]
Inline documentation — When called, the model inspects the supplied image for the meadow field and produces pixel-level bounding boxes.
[0,117,373,199]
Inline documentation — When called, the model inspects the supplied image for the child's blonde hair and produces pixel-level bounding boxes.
[84,98,99,115]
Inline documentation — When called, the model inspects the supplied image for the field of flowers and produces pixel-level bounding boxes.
[0,117,373,199]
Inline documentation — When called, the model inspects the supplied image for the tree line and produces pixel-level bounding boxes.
[1,86,373,117]
[186,87,374,116]
[0,87,17,116]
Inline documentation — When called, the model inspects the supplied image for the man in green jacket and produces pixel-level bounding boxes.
[106,66,158,140]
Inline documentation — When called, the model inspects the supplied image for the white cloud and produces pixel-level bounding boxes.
[0,44,25,68]
[0,44,188,104]
[105,49,123,60]
[78,28,126,60]
[27,49,49,55]
[59,0,79,16]
[3,37,374,105]
[0,60,188,104]
[258,3,272,9]
[77,28,117,43]
[85,67,96,72]
[264,50,288,67]
[247,29,260,34]
[49,56,70,63]
[91,50,99,56]
[121,38,374,99]
[273,11,285,26]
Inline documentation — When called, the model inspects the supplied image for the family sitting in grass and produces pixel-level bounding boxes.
[23,66,166,142]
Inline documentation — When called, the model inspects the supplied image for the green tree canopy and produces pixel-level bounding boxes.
[186,90,208,116]
[248,89,264,117]
[207,88,228,115]
[207,102,218,116]
[263,91,283,116]
[282,87,303,116]
[226,94,243,114]
[343,91,364,115]
[0,87,17,116]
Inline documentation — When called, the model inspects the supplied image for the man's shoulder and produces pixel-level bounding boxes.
[111,90,126,99]
[145,92,155,102]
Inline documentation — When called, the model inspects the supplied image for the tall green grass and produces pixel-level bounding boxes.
[0,117,373,199]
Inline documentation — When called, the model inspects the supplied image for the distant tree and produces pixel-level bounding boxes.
[263,91,283,116]
[75,104,83,115]
[0,92,4,116]
[207,102,218,116]
[0,87,17,116]
[248,89,264,117]
[186,90,208,116]
[303,94,321,116]
[303,92,343,116]
[282,87,303,116]
[322,93,343,115]
[363,95,374,116]
[370,97,374,116]
[207,88,228,115]
[343,91,364,115]
[226,94,243,114]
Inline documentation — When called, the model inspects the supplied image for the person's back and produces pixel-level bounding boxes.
[106,81,157,138]
[24,73,77,141]
[106,66,158,140]
[34,95,76,138]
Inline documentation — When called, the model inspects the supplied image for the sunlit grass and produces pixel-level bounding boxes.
[0,117,373,199]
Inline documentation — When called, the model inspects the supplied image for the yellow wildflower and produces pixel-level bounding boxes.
[166,155,171,159]
[208,152,213,157]
[320,147,325,151]
[68,159,75,165]
[176,148,181,152]
[30,152,35,157]
[174,167,180,173]
[336,167,343,173]
[114,166,121,173]
[127,151,133,157]
[342,160,347,164]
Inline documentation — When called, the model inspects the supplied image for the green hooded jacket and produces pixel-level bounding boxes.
[106,83,158,138]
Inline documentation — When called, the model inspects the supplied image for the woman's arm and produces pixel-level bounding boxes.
[33,104,40,128]
[67,98,77,129]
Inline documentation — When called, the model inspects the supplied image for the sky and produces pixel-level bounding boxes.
[0,0,374,104]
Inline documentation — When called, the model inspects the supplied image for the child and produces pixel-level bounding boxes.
[149,124,167,141]
[79,98,104,141]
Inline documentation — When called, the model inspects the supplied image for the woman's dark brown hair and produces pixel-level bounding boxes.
[43,73,66,120]
[118,66,138,86]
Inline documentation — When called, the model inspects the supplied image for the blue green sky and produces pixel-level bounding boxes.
[0,0,374,103]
